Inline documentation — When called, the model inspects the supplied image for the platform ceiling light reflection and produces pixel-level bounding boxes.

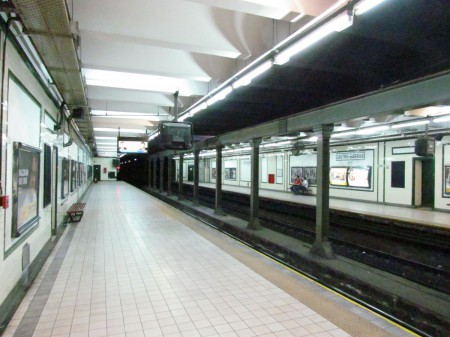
[206,86,233,106]
[83,69,203,96]
[274,11,353,65]
[356,125,390,135]
[95,136,117,140]
[391,120,430,129]
[354,0,388,16]
[233,61,273,89]
[433,115,450,123]
[94,127,146,134]
[91,110,167,121]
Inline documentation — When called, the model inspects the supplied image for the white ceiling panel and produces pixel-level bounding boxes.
[80,30,213,81]
[73,0,243,58]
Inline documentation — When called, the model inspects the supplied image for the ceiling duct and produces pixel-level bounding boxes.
[12,0,95,153]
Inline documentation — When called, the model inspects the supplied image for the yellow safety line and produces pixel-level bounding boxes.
[236,239,421,337]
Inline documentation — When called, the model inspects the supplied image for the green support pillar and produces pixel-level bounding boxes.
[310,124,335,259]
[215,145,225,215]
[193,150,200,206]
[159,155,164,193]
[248,138,262,230]
[178,153,184,200]
[167,155,173,196]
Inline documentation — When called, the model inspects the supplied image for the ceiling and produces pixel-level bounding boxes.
[8,0,450,156]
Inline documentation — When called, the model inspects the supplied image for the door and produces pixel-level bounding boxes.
[187,164,194,181]
[413,158,435,208]
[421,158,435,207]
[94,165,101,181]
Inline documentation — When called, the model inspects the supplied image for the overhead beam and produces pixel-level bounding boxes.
[192,71,450,150]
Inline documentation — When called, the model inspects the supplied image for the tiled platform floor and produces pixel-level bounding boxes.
[3,182,414,337]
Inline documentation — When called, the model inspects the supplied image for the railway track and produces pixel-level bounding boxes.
[178,185,450,295]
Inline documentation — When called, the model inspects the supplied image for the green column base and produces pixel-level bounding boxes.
[247,218,262,230]
[310,240,335,259]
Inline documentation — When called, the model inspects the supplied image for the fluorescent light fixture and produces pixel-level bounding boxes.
[178,99,208,121]
[233,61,273,89]
[96,142,117,145]
[206,86,233,106]
[332,130,357,137]
[94,127,146,134]
[391,120,430,129]
[224,146,251,153]
[357,125,390,134]
[433,115,450,123]
[91,110,167,121]
[190,102,208,115]
[274,12,353,65]
[148,131,160,141]
[178,114,190,122]
[95,136,117,140]
[354,0,387,16]
[262,140,292,148]
[199,150,216,157]
[290,12,305,23]
[97,146,117,150]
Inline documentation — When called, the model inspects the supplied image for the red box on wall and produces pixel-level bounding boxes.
[268,174,275,184]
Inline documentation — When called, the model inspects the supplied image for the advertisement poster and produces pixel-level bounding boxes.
[12,142,40,236]
[224,167,236,180]
[347,166,371,188]
[290,167,303,183]
[330,167,348,186]
[70,160,76,192]
[61,158,69,198]
[118,140,147,153]
[445,166,450,195]
[303,167,317,185]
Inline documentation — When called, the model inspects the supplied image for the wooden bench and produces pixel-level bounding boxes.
[66,203,86,222]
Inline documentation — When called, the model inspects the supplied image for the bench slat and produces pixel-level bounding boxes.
[66,203,86,222]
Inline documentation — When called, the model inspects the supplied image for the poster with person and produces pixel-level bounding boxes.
[445,166,450,195]
[12,142,40,236]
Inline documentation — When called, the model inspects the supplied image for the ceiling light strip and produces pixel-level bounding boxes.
[274,12,353,65]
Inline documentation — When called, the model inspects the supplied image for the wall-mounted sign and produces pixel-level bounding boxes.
[336,152,365,161]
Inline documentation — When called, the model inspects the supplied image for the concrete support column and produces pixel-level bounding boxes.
[178,153,184,200]
[167,156,173,196]
[215,145,225,215]
[159,156,164,193]
[310,124,335,259]
[248,138,262,230]
[152,156,157,191]
[193,150,200,206]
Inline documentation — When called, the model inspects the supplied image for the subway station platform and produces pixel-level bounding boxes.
[3,181,413,337]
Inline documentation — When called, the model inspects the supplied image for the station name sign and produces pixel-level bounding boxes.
[336,152,365,161]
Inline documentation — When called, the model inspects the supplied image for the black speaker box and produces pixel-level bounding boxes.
[72,107,84,118]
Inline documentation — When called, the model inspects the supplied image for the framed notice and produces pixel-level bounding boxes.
[12,142,41,237]
[330,167,348,186]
